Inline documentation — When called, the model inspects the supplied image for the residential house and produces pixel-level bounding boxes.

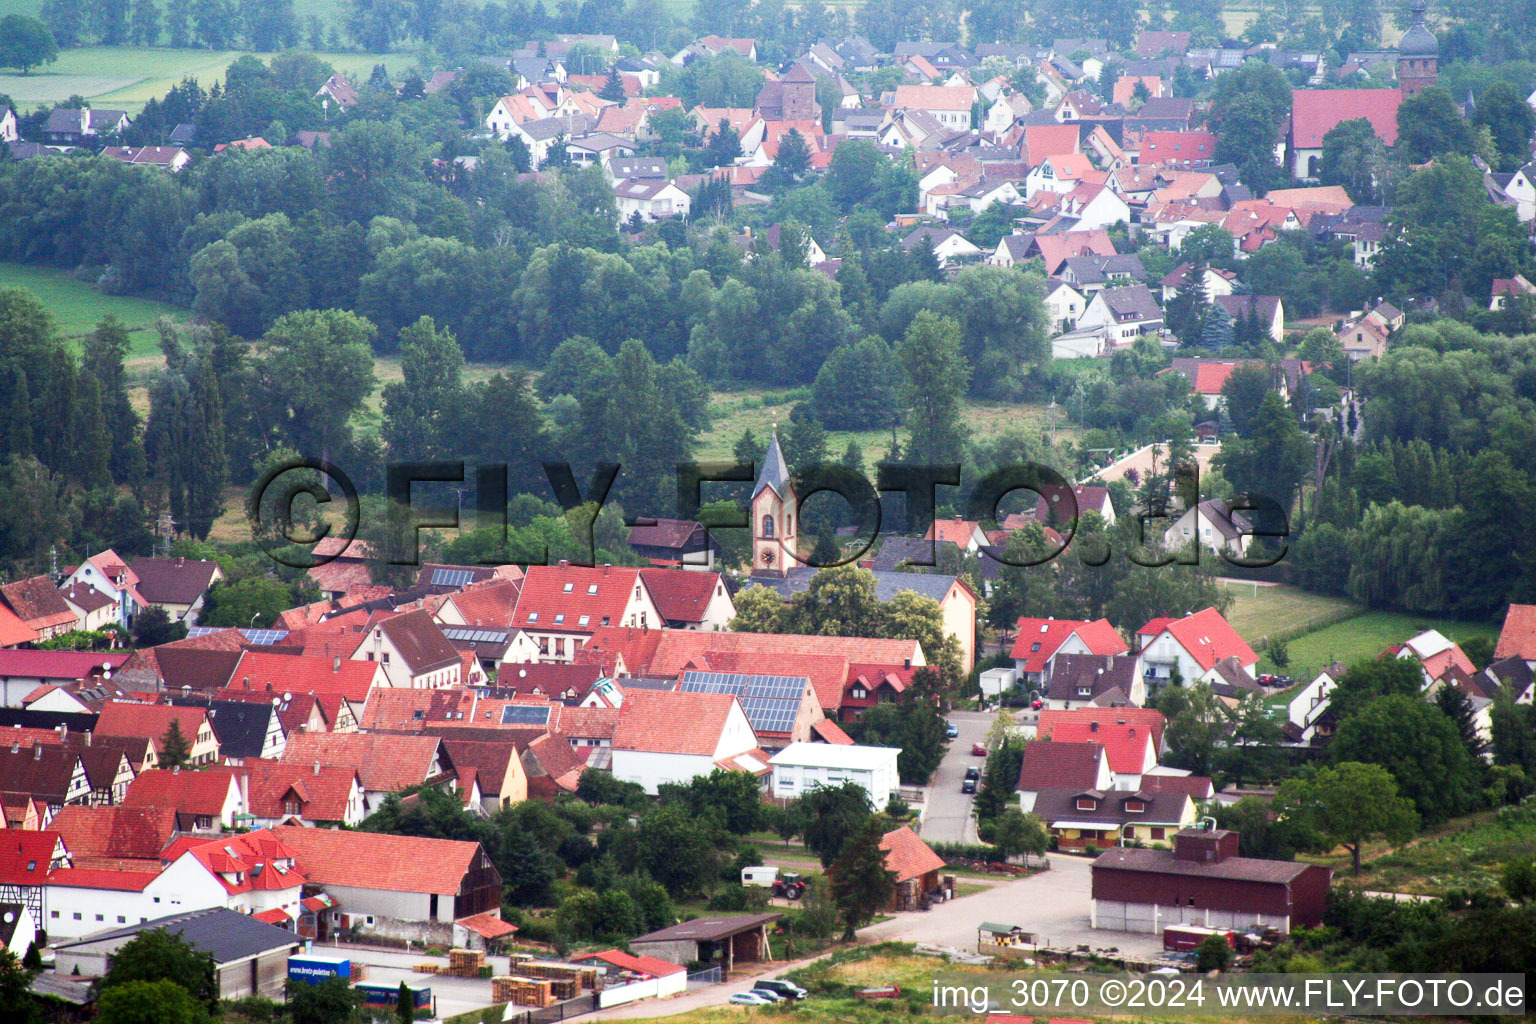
[0,742,90,810]
[437,737,529,812]
[628,518,721,569]
[1092,827,1332,934]
[1060,253,1148,295]
[1336,310,1392,361]
[512,563,662,663]
[901,225,983,268]
[1491,274,1536,311]
[351,610,461,689]
[0,577,77,641]
[1213,294,1285,344]
[42,105,129,145]
[238,759,367,827]
[62,550,145,629]
[610,689,761,794]
[280,732,454,814]
[768,742,900,808]
[1032,786,1195,849]
[0,106,16,143]
[121,765,245,829]
[924,517,989,553]
[613,178,691,223]
[1284,669,1338,745]
[1136,130,1216,167]
[1035,708,1165,789]
[46,805,176,873]
[677,671,823,747]
[129,557,224,624]
[100,145,190,171]
[1075,284,1164,345]
[315,74,359,111]
[1393,629,1476,688]
[1043,279,1088,333]
[1495,604,1536,667]
[637,569,735,631]
[0,651,128,708]
[1024,153,1098,198]
[98,702,220,765]
[889,84,977,130]
[1015,739,1113,812]
[1136,608,1258,685]
[60,581,117,632]
[1163,498,1255,559]
[1159,263,1236,303]
[1044,653,1146,710]
[435,579,523,630]
[168,697,286,760]
[1010,617,1129,689]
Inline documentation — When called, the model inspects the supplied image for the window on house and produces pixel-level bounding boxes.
[528,612,538,623]
[578,615,590,626]
[588,584,598,595]
[554,613,565,625]
[601,616,610,626]
[562,583,573,593]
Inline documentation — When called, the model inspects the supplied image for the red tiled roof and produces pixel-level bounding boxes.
[97,702,210,744]
[879,825,945,883]
[1009,618,1127,674]
[1022,123,1080,165]
[226,650,381,701]
[1145,607,1256,672]
[272,824,491,894]
[515,564,645,634]
[280,731,444,793]
[445,580,523,628]
[811,719,855,744]
[122,766,239,816]
[1496,604,1536,661]
[48,866,159,891]
[237,758,360,822]
[1139,774,1214,799]
[180,829,307,894]
[0,649,129,680]
[0,576,77,632]
[1288,88,1401,150]
[574,949,684,977]
[356,688,477,731]
[458,911,518,938]
[0,602,39,647]
[1016,739,1106,791]
[637,569,724,625]
[925,519,982,546]
[129,557,220,606]
[1037,708,1166,774]
[613,689,742,756]
[0,830,63,885]
[48,805,178,870]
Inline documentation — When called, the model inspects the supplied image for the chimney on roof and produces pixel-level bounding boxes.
[1089,721,1098,732]
[314,760,321,776]
[85,731,91,746]
[333,656,341,673]
[9,741,16,754]
[172,765,180,774]
[903,658,911,669]
[33,742,42,760]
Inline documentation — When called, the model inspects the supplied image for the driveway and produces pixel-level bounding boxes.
[920,711,992,844]
[317,944,515,1021]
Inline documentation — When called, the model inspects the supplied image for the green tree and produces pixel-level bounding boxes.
[800,781,873,866]
[1331,694,1479,823]
[827,818,896,939]
[1396,86,1476,162]
[381,316,465,461]
[260,309,377,459]
[0,15,58,74]
[1195,933,1234,972]
[810,337,901,429]
[598,66,626,103]
[992,807,1049,865]
[157,719,193,770]
[200,576,296,630]
[133,606,187,648]
[1219,365,1274,437]
[287,975,364,1024]
[96,979,210,1024]
[705,118,742,167]
[897,311,969,465]
[1503,857,1536,903]
[1151,682,1227,775]
[762,127,812,190]
[1275,761,1418,874]
[1473,82,1536,171]
[1317,117,1387,202]
[1215,391,1312,511]
[395,981,412,1024]
[101,929,217,1009]
[0,948,43,1024]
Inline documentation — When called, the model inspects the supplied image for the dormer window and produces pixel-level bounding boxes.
[1125,800,1145,813]
[1076,797,1097,811]
[851,687,867,699]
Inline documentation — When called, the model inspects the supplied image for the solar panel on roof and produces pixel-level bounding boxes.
[432,568,476,588]
[501,704,552,725]
[187,626,219,637]
[239,629,290,645]
[443,627,510,644]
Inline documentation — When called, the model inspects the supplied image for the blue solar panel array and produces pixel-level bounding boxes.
[186,626,219,637]
[679,671,808,735]
[240,628,291,646]
[432,568,476,588]
[501,704,552,725]
[443,627,511,644]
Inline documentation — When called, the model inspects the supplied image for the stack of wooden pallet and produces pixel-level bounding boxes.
[521,961,587,999]
[412,963,440,975]
[494,976,554,1007]
[443,948,486,978]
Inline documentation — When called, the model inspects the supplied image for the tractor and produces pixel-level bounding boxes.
[772,871,806,900]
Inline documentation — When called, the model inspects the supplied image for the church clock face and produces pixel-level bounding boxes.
[760,549,775,566]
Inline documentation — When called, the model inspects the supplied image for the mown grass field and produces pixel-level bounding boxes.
[0,261,186,372]
[1220,580,1359,651]
[697,388,1075,463]
[0,45,417,114]
[1260,609,1500,681]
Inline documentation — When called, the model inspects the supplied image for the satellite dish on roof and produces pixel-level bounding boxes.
[519,669,527,678]
[283,693,292,703]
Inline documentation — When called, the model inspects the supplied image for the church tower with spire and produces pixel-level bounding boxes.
[751,429,798,576]
[1397,0,1438,98]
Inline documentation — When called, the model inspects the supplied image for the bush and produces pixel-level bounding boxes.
[1084,844,1100,857]
[708,885,770,912]
[1195,934,1234,972]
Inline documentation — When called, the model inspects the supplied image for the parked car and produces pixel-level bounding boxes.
[754,980,808,1001]
[731,991,776,1005]
[961,777,977,794]
[971,742,987,756]
[946,722,959,738]
[965,766,981,780]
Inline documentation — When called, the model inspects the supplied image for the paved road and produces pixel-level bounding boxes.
[920,710,992,844]
[584,854,1164,1021]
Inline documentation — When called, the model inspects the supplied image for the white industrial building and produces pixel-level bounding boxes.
[768,742,901,810]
